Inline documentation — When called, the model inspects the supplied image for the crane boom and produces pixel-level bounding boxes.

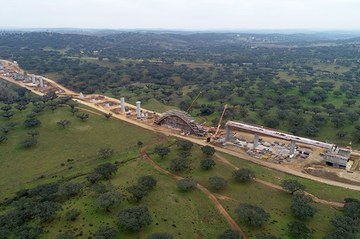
[214,104,227,137]
[187,91,202,112]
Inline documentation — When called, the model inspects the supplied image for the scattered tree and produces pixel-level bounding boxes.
[27,130,39,138]
[94,226,118,239]
[23,118,41,127]
[96,191,122,211]
[57,119,71,128]
[127,185,149,202]
[117,206,152,231]
[291,193,316,219]
[201,145,216,156]
[138,175,157,190]
[20,137,37,148]
[146,232,174,239]
[208,176,227,191]
[170,158,188,172]
[200,158,216,170]
[94,163,118,179]
[232,169,255,182]
[288,221,313,239]
[281,179,305,195]
[58,182,82,198]
[65,209,81,221]
[235,204,270,227]
[77,113,89,121]
[177,178,197,192]
[98,147,115,159]
[0,135,8,143]
[176,140,193,151]
[255,234,281,239]
[217,229,242,239]
[154,145,170,159]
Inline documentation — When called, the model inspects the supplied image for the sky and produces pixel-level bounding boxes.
[1,0,360,30]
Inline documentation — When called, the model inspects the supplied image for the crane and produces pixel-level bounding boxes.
[213,104,228,139]
[187,91,202,112]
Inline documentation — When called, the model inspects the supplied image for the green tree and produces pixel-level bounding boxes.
[77,113,89,121]
[20,137,37,148]
[94,163,118,179]
[235,204,270,227]
[200,158,216,170]
[201,145,216,155]
[290,193,316,219]
[57,119,71,128]
[0,135,8,143]
[281,179,305,195]
[232,169,255,182]
[208,176,227,191]
[288,221,313,239]
[138,175,157,190]
[217,229,242,239]
[170,158,188,172]
[23,118,41,127]
[176,140,193,151]
[65,209,81,221]
[255,234,281,239]
[127,185,149,202]
[343,198,360,220]
[58,182,82,198]
[177,178,197,192]
[154,145,170,159]
[94,226,118,239]
[117,206,152,231]
[146,232,174,239]
[96,191,122,211]
[98,148,114,159]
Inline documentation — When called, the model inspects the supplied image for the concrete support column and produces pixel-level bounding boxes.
[289,140,296,155]
[136,101,141,118]
[39,77,44,88]
[225,124,232,142]
[254,133,259,148]
[120,97,125,113]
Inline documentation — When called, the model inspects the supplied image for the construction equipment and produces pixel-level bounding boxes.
[212,104,228,139]
[187,91,202,112]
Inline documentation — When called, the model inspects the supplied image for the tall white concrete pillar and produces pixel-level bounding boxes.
[136,101,141,118]
[254,133,259,148]
[225,124,232,142]
[39,77,44,88]
[289,140,296,155]
[120,97,125,113]
[31,74,35,84]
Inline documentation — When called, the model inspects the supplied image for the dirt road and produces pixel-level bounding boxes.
[1,59,360,192]
[214,153,344,207]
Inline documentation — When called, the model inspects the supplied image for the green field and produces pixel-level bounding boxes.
[0,98,230,238]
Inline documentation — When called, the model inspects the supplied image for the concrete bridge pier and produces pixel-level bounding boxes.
[225,124,232,142]
[254,133,259,148]
[289,140,296,155]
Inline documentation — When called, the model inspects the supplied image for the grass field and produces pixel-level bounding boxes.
[0,103,157,200]
[149,140,359,238]
[0,99,231,238]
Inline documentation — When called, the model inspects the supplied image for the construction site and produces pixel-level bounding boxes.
[1,59,359,185]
